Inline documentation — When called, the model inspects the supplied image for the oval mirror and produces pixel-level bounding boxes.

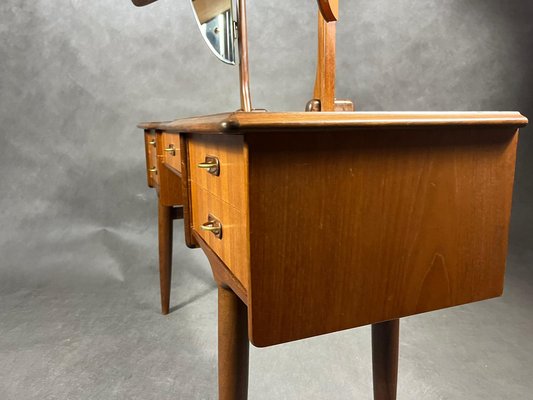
[190,0,236,65]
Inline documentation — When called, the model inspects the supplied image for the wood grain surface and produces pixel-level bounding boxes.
[162,132,181,174]
[156,133,182,207]
[218,286,249,400]
[246,126,520,346]
[191,183,249,289]
[144,130,157,188]
[138,111,527,134]
[158,200,173,315]
[189,134,247,210]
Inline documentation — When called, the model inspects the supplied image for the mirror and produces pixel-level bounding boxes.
[190,0,236,65]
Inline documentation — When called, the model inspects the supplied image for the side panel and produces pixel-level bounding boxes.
[247,127,519,347]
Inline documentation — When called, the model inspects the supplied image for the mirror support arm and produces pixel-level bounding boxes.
[313,0,338,112]
[237,0,252,112]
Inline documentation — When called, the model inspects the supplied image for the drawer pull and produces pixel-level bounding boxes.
[164,145,176,156]
[148,167,157,173]
[201,215,223,239]
[197,155,220,176]
[149,139,156,147]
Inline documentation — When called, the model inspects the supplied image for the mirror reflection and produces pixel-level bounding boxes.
[190,0,236,65]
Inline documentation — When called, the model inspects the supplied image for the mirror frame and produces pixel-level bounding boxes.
[189,0,237,65]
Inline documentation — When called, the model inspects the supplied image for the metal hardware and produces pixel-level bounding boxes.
[197,155,220,176]
[201,214,223,239]
[306,99,321,112]
[164,144,176,156]
[149,139,156,146]
[148,167,157,173]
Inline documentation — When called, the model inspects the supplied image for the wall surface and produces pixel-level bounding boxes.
[0,1,532,399]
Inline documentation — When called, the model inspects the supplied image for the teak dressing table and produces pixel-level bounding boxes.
[134,0,528,398]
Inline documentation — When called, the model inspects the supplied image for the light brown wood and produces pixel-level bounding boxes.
[180,134,198,249]
[237,0,252,111]
[189,134,246,210]
[316,0,339,22]
[139,111,528,134]
[145,129,158,187]
[314,16,336,111]
[162,132,181,174]
[218,286,249,400]
[191,183,249,289]
[194,231,248,305]
[158,200,173,315]
[156,133,182,207]
[143,130,184,314]
[246,126,520,346]
[144,130,157,188]
[372,320,400,400]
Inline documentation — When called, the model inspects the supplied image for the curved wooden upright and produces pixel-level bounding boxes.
[314,0,338,111]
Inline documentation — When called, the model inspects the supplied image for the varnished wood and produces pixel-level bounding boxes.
[194,231,248,305]
[158,200,173,315]
[191,183,249,289]
[315,16,336,111]
[161,132,181,174]
[246,126,520,346]
[237,0,252,112]
[218,286,249,400]
[180,134,198,249]
[316,0,339,22]
[144,130,157,188]
[189,134,247,210]
[139,111,528,134]
[372,320,400,400]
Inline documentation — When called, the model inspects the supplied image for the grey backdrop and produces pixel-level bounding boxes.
[1,1,532,399]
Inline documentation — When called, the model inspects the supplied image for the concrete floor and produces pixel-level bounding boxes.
[1,221,532,400]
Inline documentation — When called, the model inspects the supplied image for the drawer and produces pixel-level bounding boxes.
[189,134,246,211]
[191,183,249,289]
[144,131,158,187]
[162,132,181,174]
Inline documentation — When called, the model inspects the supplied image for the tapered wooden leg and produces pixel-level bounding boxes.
[218,286,249,400]
[158,200,173,315]
[372,319,400,400]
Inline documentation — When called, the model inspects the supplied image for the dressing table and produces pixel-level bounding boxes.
[134,0,528,398]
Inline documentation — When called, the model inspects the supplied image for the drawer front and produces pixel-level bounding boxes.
[189,135,246,211]
[162,132,181,174]
[144,131,158,187]
[191,183,249,288]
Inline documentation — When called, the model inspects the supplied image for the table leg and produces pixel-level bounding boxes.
[218,286,249,400]
[158,200,173,315]
[372,319,400,400]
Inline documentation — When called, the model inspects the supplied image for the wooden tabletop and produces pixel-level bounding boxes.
[138,111,528,134]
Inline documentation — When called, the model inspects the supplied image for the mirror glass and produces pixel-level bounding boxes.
[190,0,236,65]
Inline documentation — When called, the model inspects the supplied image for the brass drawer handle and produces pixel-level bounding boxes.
[149,139,156,147]
[201,215,223,239]
[164,145,176,156]
[197,155,220,176]
[148,167,157,173]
